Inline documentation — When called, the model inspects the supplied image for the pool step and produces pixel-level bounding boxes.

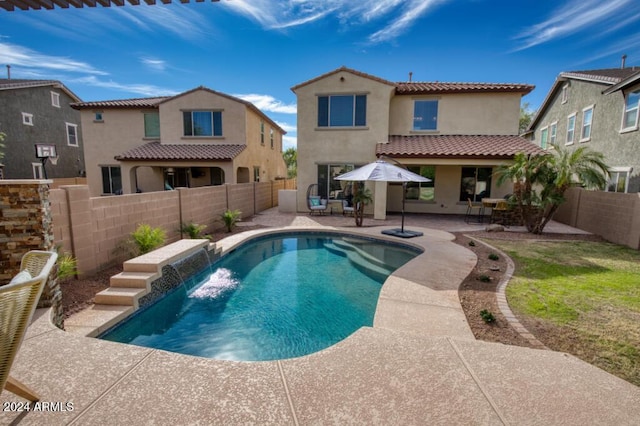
[109,271,159,289]
[324,241,393,282]
[94,287,147,307]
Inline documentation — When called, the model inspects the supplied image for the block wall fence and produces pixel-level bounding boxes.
[554,187,640,250]
[51,179,296,277]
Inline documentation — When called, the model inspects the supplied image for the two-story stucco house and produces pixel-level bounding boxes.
[292,67,541,218]
[527,65,640,193]
[0,79,86,179]
[72,86,287,196]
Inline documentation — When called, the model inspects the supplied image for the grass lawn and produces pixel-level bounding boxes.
[483,239,640,387]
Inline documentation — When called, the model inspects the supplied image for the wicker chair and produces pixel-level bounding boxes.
[1,250,57,402]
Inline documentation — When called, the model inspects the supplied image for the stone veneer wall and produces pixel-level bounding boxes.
[0,180,63,328]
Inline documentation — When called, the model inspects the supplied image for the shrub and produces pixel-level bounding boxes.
[468,240,476,247]
[57,252,78,281]
[480,309,496,323]
[488,253,500,261]
[131,224,166,255]
[180,221,208,239]
[478,274,491,283]
[221,209,242,233]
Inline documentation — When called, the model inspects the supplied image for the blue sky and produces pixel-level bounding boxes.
[1,0,639,149]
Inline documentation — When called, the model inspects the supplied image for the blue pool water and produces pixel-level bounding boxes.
[101,233,420,361]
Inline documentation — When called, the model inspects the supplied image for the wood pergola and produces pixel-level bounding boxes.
[0,0,219,12]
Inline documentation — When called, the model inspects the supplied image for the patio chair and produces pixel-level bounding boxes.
[490,200,510,226]
[342,199,355,216]
[465,198,484,223]
[306,184,328,215]
[1,250,58,402]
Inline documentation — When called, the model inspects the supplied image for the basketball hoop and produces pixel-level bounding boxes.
[34,144,58,179]
[49,156,59,166]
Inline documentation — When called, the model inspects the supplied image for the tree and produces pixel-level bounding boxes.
[282,147,297,178]
[352,183,372,227]
[519,102,534,134]
[495,143,609,234]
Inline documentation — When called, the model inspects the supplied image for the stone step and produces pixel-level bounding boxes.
[109,271,158,289]
[94,287,146,307]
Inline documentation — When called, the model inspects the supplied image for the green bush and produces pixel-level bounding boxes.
[180,221,208,239]
[57,252,78,281]
[478,274,491,283]
[480,309,496,323]
[468,240,476,247]
[221,210,242,233]
[488,253,500,261]
[131,224,166,254]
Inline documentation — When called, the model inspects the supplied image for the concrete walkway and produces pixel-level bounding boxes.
[2,212,639,425]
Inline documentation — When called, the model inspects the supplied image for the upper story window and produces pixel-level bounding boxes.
[622,90,639,131]
[270,128,274,149]
[566,113,576,145]
[66,123,78,146]
[22,112,34,126]
[183,110,222,137]
[317,94,366,127]
[540,126,548,149]
[580,105,594,142]
[94,111,104,122]
[561,84,568,104]
[549,121,557,145]
[413,100,438,131]
[144,112,160,138]
[51,92,60,108]
[260,121,265,145]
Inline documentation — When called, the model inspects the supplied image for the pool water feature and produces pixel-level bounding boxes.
[101,233,420,361]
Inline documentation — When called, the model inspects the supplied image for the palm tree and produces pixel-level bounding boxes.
[352,183,372,227]
[496,143,609,234]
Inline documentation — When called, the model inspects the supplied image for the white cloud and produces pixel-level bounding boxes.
[234,93,297,114]
[141,57,167,72]
[70,76,179,98]
[283,135,298,150]
[220,0,446,43]
[275,121,297,134]
[0,42,107,75]
[513,0,633,51]
[114,4,214,41]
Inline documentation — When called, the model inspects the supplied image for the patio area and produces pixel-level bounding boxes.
[2,211,639,425]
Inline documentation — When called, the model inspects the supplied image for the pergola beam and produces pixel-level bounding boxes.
[0,0,219,11]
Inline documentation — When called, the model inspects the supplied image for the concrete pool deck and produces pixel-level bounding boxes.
[2,212,639,424]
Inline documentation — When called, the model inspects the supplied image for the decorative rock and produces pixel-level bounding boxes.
[485,224,505,232]
[489,265,501,271]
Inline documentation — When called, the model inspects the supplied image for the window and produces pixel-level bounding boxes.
[460,167,492,202]
[566,113,576,144]
[183,110,222,137]
[413,100,438,131]
[51,92,60,108]
[22,112,33,126]
[66,123,78,146]
[580,106,594,141]
[317,95,366,127]
[32,163,44,179]
[561,84,568,104]
[406,166,435,201]
[317,164,356,200]
[622,90,639,130]
[607,168,631,193]
[94,111,104,122]
[101,166,122,195]
[549,121,557,145]
[540,127,548,149]
[270,128,274,149]
[144,112,160,138]
[253,166,260,182]
[260,121,265,145]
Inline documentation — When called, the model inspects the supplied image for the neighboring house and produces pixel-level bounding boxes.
[291,67,541,217]
[526,65,640,193]
[72,86,287,196]
[0,79,86,179]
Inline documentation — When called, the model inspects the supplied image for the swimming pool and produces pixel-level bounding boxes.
[101,232,420,361]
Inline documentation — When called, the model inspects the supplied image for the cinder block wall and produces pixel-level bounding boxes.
[227,183,256,219]
[555,187,640,249]
[178,186,227,234]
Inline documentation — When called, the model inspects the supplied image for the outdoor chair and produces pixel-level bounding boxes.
[342,199,355,216]
[490,200,510,227]
[465,198,484,223]
[1,250,58,402]
[306,184,328,215]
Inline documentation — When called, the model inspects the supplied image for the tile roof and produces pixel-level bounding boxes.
[0,78,81,101]
[0,0,219,12]
[560,68,640,84]
[395,82,535,95]
[291,66,396,91]
[72,97,170,109]
[376,135,544,159]
[115,142,246,162]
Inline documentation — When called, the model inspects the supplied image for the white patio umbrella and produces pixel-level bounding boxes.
[335,159,431,238]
